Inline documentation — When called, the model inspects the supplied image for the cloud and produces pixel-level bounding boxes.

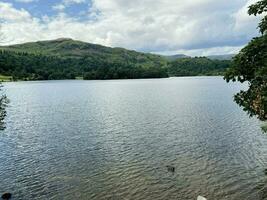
[52,4,66,11]
[0,0,262,55]
[87,0,260,52]
[233,0,261,35]
[154,46,243,57]
[15,0,38,3]
[0,2,32,21]
[63,0,86,5]
[53,0,86,11]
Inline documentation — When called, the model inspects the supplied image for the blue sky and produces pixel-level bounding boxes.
[0,0,262,56]
[3,0,90,18]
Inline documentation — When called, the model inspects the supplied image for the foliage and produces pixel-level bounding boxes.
[248,0,267,34]
[83,62,168,80]
[0,50,77,80]
[168,57,231,76]
[224,0,267,120]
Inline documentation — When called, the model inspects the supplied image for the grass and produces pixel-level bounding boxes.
[0,75,13,82]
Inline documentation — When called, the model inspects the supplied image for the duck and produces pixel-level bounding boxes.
[166,165,175,172]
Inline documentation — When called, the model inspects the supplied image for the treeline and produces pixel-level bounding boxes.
[83,63,168,79]
[168,57,231,76]
[0,51,78,80]
[0,50,231,81]
[0,50,168,80]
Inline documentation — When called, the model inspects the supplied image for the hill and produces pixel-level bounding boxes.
[0,39,231,80]
[207,54,235,60]
[163,54,190,61]
[164,53,235,61]
[168,57,231,76]
[0,39,168,80]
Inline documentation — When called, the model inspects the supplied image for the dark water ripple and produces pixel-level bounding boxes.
[1,77,267,200]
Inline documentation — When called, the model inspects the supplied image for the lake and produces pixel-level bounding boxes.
[1,77,267,200]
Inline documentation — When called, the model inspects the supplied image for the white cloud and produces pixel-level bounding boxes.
[53,0,86,11]
[155,46,244,57]
[0,2,32,21]
[52,4,66,11]
[233,0,261,35]
[15,0,38,3]
[0,0,262,55]
[63,0,86,5]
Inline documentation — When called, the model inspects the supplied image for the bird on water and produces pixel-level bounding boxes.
[166,165,175,172]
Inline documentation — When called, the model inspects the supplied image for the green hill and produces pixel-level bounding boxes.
[0,38,231,81]
[0,38,168,80]
[1,38,162,61]
[163,54,190,61]
[207,54,235,60]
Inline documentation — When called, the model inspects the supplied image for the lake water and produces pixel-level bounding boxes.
[1,77,267,200]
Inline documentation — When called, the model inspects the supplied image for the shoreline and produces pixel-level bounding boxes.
[0,75,225,83]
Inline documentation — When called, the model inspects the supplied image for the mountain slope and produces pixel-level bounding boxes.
[207,54,235,60]
[0,39,168,80]
[163,54,190,61]
[0,39,231,80]
[1,38,166,65]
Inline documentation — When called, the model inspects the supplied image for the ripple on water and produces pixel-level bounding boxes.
[1,78,267,200]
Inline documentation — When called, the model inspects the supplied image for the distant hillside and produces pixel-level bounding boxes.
[164,54,235,61]
[0,39,168,80]
[168,57,231,76]
[163,54,190,61]
[1,38,167,64]
[0,39,231,80]
[207,54,235,60]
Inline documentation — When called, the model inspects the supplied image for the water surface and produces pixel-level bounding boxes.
[1,77,267,200]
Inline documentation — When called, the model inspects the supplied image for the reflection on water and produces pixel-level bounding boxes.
[1,77,267,200]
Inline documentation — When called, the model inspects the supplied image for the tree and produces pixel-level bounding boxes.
[224,0,267,120]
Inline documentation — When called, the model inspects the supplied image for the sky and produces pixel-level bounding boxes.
[0,0,262,56]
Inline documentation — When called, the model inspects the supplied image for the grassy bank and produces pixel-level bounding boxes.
[0,75,13,82]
